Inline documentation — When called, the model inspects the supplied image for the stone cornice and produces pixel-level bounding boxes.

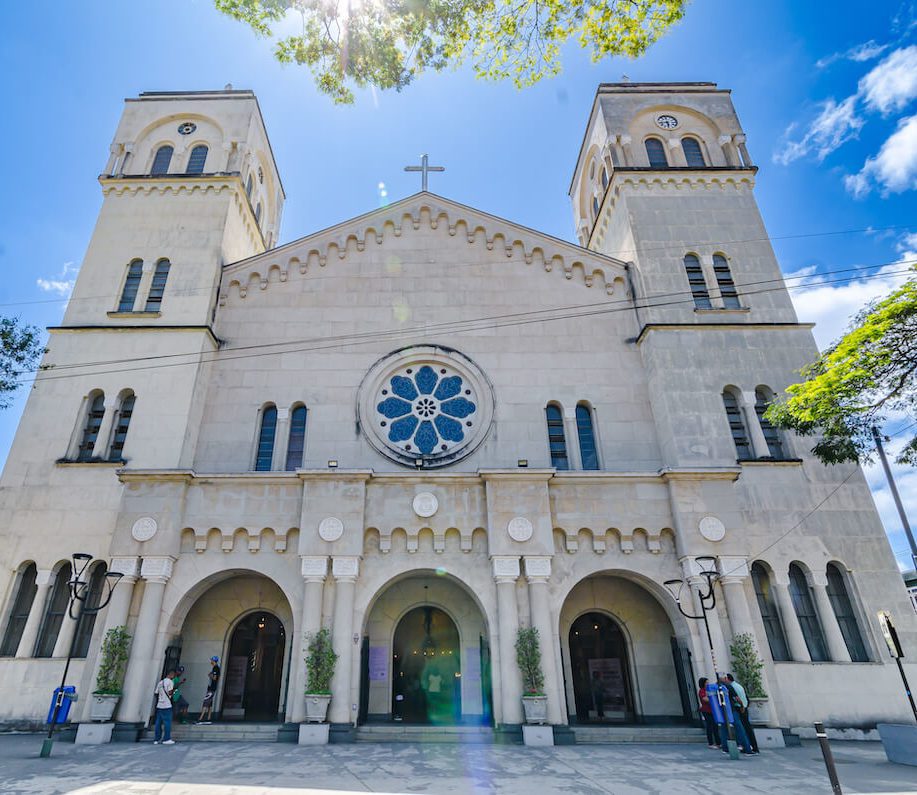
[478,468,556,483]
[635,322,816,345]
[659,467,741,482]
[47,324,222,348]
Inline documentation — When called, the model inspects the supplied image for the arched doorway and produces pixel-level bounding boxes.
[568,612,634,723]
[392,606,461,724]
[222,612,286,721]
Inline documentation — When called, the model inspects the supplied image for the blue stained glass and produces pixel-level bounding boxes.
[415,420,437,453]
[390,376,418,401]
[440,397,476,418]
[415,365,438,395]
[378,397,412,418]
[435,415,464,442]
[434,376,462,401]
[389,415,419,442]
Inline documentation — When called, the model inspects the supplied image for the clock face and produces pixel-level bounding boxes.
[177,122,197,135]
[656,114,678,130]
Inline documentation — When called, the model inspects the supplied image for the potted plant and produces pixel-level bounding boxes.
[304,628,337,722]
[729,632,768,724]
[516,627,547,724]
[90,626,131,722]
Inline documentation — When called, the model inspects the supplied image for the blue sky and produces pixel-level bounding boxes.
[1,0,915,569]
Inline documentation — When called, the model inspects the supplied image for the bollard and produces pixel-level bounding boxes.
[814,722,842,795]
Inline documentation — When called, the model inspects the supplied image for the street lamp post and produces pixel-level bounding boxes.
[40,553,122,758]
[664,556,739,759]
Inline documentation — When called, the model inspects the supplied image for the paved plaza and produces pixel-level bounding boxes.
[0,736,914,795]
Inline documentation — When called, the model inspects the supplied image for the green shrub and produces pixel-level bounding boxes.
[515,627,545,696]
[94,626,131,695]
[305,628,338,694]
[729,632,767,699]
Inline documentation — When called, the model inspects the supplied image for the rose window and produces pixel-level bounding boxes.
[376,364,478,456]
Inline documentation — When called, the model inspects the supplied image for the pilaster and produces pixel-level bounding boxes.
[492,556,523,725]
[329,556,359,725]
[524,556,563,724]
[809,570,851,663]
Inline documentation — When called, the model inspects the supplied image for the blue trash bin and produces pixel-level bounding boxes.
[46,686,76,724]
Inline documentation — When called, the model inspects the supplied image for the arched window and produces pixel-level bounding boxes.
[151,145,173,175]
[754,388,784,459]
[285,404,308,471]
[0,563,38,656]
[722,390,751,459]
[255,405,277,471]
[246,173,254,198]
[576,404,599,470]
[788,564,829,661]
[77,392,106,461]
[826,564,869,662]
[751,563,789,661]
[255,202,262,225]
[185,144,208,175]
[144,259,170,311]
[118,260,143,312]
[545,405,568,470]
[601,167,609,189]
[35,563,72,658]
[645,138,668,168]
[683,255,711,309]
[713,254,741,308]
[72,563,107,658]
[592,196,600,216]
[107,392,135,461]
[682,137,706,167]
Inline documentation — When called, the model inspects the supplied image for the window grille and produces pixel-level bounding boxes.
[185,145,208,174]
[682,138,706,167]
[77,393,106,461]
[826,565,869,661]
[145,260,170,311]
[285,405,307,470]
[645,138,668,168]
[754,389,784,459]
[684,255,712,309]
[722,391,751,459]
[151,145,173,175]
[107,393,135,461]
[118,261,143,312]
[751,563,789,661]
[713,255,741,308]
[0,563,38,656]
[35,564,72,658]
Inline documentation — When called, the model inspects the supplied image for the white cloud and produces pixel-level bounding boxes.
[845,113,917,196]
[774,96,863,165]
[816,39,888,69]
[859,45,917,114]
[36,261,78,298]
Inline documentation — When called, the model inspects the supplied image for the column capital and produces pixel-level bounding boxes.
[808,570,829,588]
[34,568,55,588]
[619,134,632,146]
[718,134,733,146]
[679,556,717,580]
[717,556,749,580]
[140,556,174,584]
[666,137,681,149]
[733,134,747,145]
[331,556,359,581]
[524,556,552,582]
[491,555,520,582]
[301,555,328,582]
[109,556,141,581]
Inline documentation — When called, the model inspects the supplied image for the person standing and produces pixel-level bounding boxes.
[727,673,760,754]
[152,669,175,745]
[591,671,606,720]
[196,656,221,725]
[171,666,189,724]
[697,677,718,748]
[717,673,753,754]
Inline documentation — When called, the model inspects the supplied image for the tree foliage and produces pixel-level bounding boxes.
[215,0,686,103]
[305,627,338,693]
[515,626,545,695]
[94,626,132,695]
[765,271,917,466]
[728,632,766,700]
[0,317,43,410]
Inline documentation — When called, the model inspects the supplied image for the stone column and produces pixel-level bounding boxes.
[118,143,134,176]
[104,144,122,176]
[85,557,139,683]
[740,390,771,459]
[329,556,358,725]
[809,571,851,663]
[612,137,625,168]
[562,407,582,471]
[771,576,810,662]
[734,135,753,167]
[272,407,290,471]
[52,599,80,659]
[619,135,634,166]
[136,262,156,312]
[524,556,562,724]
[699,254,722,309]
[291,556,327,722]
[668,137,687,166]
[90,399,119,460]
[15,569,53,658]
[118,557,174,723]
[492,556,523,725]
[681,558,729,675]
[717,558,756,639]
[719,134,740,167]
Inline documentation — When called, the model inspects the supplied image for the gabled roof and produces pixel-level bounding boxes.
[220,192,629,303]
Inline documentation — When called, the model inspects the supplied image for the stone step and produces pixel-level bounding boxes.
[356,725,495,744]
[142,723,281,743]
[572,726,707,744]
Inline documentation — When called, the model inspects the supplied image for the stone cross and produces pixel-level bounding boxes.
[404,154,445,192]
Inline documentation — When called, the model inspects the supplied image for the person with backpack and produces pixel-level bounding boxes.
[153,669,176,745]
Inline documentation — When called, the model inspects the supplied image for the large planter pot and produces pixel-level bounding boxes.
[304,694,331,723]
[747,698,769,726]
[878,723,917,767]
[521,695,548,725]
[89,693,120,722]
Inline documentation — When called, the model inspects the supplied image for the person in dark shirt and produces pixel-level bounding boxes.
[196,656,221,724]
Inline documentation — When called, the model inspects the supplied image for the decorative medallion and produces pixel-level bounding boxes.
[358,346,495,468]
[131,517,158,542]
[318,517,344,542]
[655,114,678,130]
[698,516,726,542]
[177,122,197,135]
[507,517,534,543]
[413,492,439,518]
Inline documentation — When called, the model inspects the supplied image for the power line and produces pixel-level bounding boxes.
[18,263,915,386]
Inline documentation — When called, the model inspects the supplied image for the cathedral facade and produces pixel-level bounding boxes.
[0,83,914,740]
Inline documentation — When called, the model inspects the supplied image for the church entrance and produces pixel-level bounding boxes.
[221,612,286,721]
[568,612,634,723]
[392,606,461,724]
